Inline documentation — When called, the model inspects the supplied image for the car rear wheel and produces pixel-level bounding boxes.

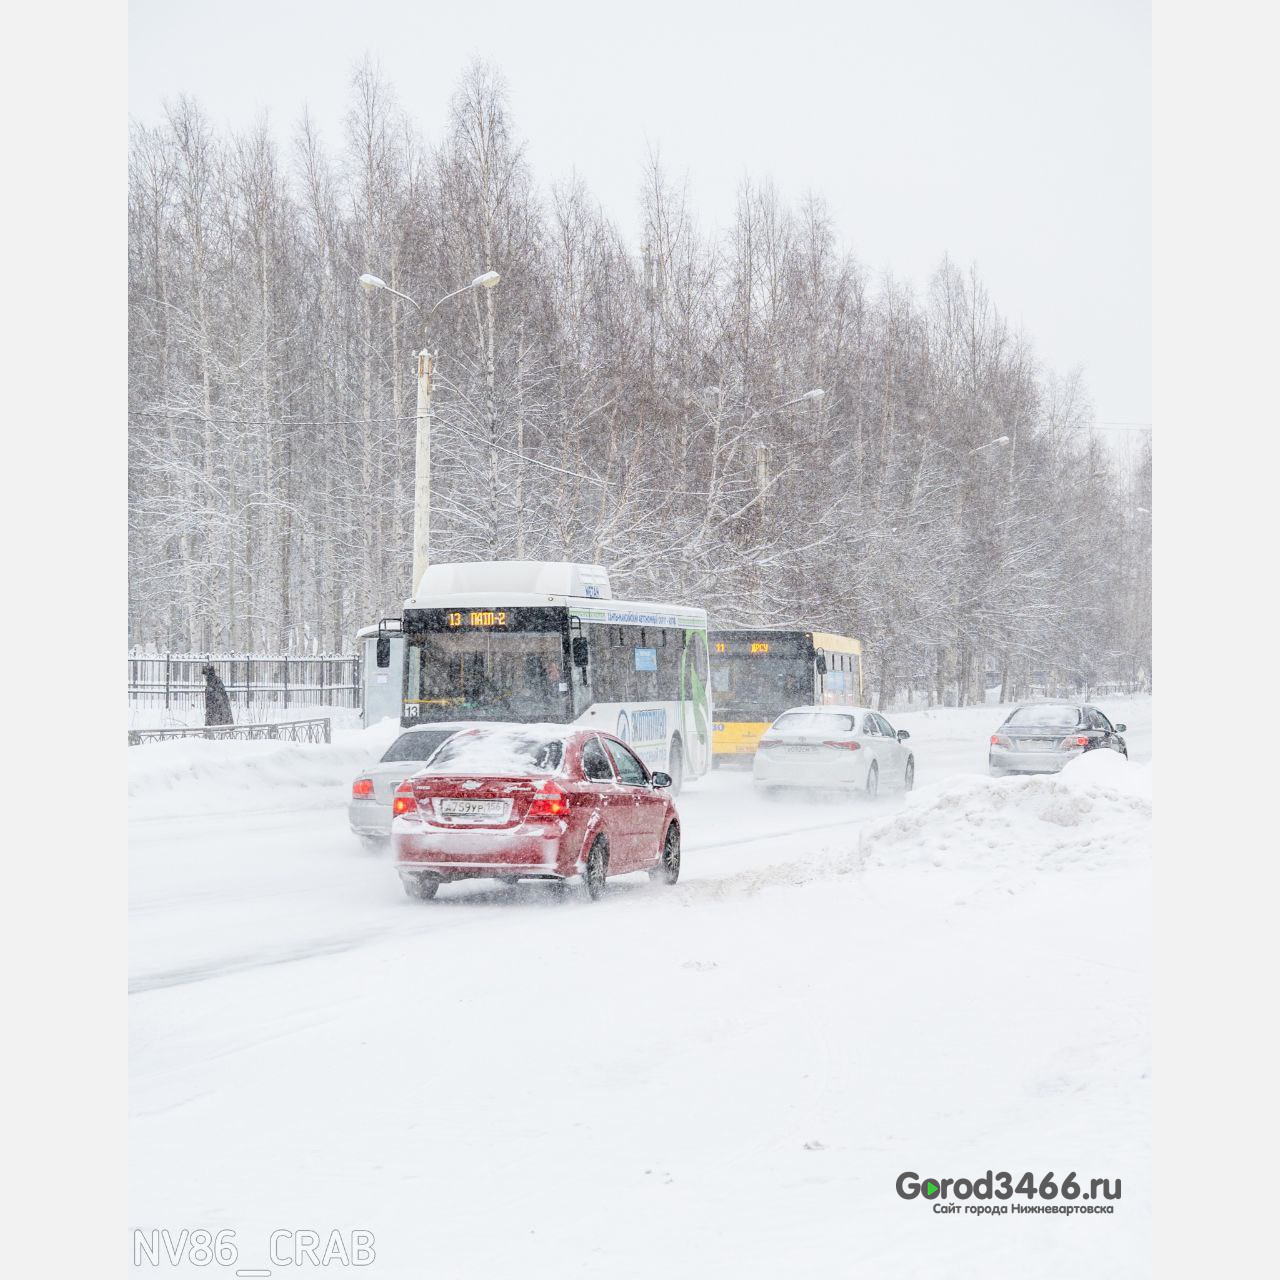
[582,837,608,902]
[649,823,681,885]
[402,874,439,901]
[865,762,879,799]
[904,757,915,792]
[358,834,387,853]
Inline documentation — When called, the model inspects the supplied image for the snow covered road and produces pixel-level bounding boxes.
[130,699,1151,1277]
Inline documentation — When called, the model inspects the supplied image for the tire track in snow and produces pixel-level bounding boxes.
[129,811,879,994]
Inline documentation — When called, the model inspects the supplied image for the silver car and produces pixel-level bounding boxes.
[349,722,488,848]
[988,702,1128,776]
[752,706,915,797]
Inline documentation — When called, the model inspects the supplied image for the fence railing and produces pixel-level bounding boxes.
[128,653,361,716]
[1021,679,1151,700]
[127,717,333,747]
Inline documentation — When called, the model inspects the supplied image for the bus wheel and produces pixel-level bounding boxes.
[667,738,685,795]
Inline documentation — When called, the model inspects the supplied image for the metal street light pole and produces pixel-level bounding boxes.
[358,271,500,594]
[749,389,826,498]
[740,389,825,623]
[919,434,1009,704]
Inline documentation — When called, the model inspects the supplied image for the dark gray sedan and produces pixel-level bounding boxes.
[989,702,1128,776]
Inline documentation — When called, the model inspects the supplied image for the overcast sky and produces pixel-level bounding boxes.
[129,0,1150,432]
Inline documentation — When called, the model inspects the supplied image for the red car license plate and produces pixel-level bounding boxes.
[438,799,508,820]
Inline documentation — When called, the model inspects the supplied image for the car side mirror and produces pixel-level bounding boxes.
[650,771,673,789]
[897,729,910,741]
[571,636,590,668]
[1114,723,1126,733]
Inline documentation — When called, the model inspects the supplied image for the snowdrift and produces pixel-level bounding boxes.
[859,748,1151,874]
[127,719,402,816]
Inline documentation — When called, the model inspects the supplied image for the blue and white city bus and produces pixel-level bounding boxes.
[395,561,712,791]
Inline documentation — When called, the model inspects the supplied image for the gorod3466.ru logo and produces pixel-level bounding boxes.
[896,1170,1121,1207]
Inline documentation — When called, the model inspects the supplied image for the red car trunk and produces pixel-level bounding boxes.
[410,774,558,828]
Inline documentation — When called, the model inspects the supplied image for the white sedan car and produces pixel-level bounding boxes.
[752,706,914,797]
[349,721,488,848]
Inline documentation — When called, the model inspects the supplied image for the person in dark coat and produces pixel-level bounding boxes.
[203,664,235,726]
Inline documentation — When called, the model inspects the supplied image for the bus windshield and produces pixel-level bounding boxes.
[711,652,811,718]
[405,628,571,724]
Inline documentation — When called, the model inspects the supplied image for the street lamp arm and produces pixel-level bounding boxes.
[425,282,477,317]
[746,389,826,424]
[428,272,502,317]
[384,286,424,312]
[968,435,1011,455]
[357,274,424,312]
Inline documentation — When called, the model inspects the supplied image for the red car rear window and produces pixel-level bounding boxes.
[423,731,565,775]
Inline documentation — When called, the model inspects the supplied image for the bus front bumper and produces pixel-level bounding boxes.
[712,722,771,760]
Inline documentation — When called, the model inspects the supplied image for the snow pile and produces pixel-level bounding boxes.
[859,749,1151,874]
[128,718,401,815]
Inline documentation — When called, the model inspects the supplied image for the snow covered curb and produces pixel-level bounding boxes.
[858,749,1152,874]
[128,719,401,816]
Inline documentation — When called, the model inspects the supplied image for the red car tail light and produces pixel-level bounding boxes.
[352,777,374,799]
[991,733,1012,749]
[823,740,861,750]
[392,780,418,817]
[527,780,569,818]
[1060,735,1090,749]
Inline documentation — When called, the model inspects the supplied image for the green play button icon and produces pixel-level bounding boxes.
[923,1179,940,1198]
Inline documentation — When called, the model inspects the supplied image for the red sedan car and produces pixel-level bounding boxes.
[392,725,682,902]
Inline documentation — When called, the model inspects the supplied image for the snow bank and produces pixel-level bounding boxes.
[128,719,402,815]
[859,749,1151,874]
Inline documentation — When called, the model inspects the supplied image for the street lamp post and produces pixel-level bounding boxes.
[920,434,1010,704]
[738,389,825,623]
[358,270,500,594]
[750,389,826,498]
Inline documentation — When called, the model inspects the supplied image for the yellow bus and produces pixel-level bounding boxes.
[709,630,864,764]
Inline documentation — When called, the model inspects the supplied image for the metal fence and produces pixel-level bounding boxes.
[1022,679,1151,701]
[128,717,333,747]
[128,653,361,717]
